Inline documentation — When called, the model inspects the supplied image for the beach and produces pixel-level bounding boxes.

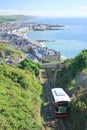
[12,29,44,48]
[24,33,45,47]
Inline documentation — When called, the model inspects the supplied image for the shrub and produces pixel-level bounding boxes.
[19,58,40,76]
[71,49,87,76]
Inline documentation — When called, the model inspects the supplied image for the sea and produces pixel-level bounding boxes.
[25,17,87,58]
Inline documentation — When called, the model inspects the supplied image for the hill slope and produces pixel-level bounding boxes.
[55,50,87,130]
[0,63,43,130]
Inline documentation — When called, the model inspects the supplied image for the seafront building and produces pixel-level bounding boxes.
[42,51,60,62]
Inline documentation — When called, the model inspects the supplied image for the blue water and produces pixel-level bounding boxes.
[26,17,87,58]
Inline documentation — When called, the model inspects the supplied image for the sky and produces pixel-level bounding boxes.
[0,0,87,17]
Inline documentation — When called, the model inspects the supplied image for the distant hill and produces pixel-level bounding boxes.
[0,15,35,23]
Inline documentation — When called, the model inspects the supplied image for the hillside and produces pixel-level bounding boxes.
[0,42,26,63]
[0,40,87,129]
[0,61,43,129]
[0,15,35,23]
[55,49,87,130]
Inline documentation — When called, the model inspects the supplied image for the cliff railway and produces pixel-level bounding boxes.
[40,64,74,130]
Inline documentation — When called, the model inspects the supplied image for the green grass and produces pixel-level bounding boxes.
[0,63,43,129]
[0,42,25,59]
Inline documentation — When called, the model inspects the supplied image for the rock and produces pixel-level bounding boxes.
[75,73,87,88]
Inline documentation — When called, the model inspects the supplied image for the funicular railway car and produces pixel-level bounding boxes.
[51,88,70,118]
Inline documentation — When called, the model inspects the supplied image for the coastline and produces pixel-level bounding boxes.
[24,33,45,47]
[1,17,87,60]
[13,29,67,61]
[13,29,44,48]
[24,32,67,60]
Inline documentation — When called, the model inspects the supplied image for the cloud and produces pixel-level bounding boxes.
[0,9,69,17]
[0,9,36,16]
[0,9,21,15]
[0,9,87,17]
[80,6,87,10]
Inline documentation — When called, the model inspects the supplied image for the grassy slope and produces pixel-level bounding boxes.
[55,50,87,130]
[0,42,43,129]
[0,63,43,130]
[0,42,25,59]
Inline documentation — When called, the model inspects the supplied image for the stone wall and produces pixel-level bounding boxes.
[42,53,60,62]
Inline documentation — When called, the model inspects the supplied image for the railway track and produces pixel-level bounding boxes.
[54,118,73,130]
[40,69,55,130]
[44,81,55,120]
[63,118,73,130]
[40,69,73,130]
